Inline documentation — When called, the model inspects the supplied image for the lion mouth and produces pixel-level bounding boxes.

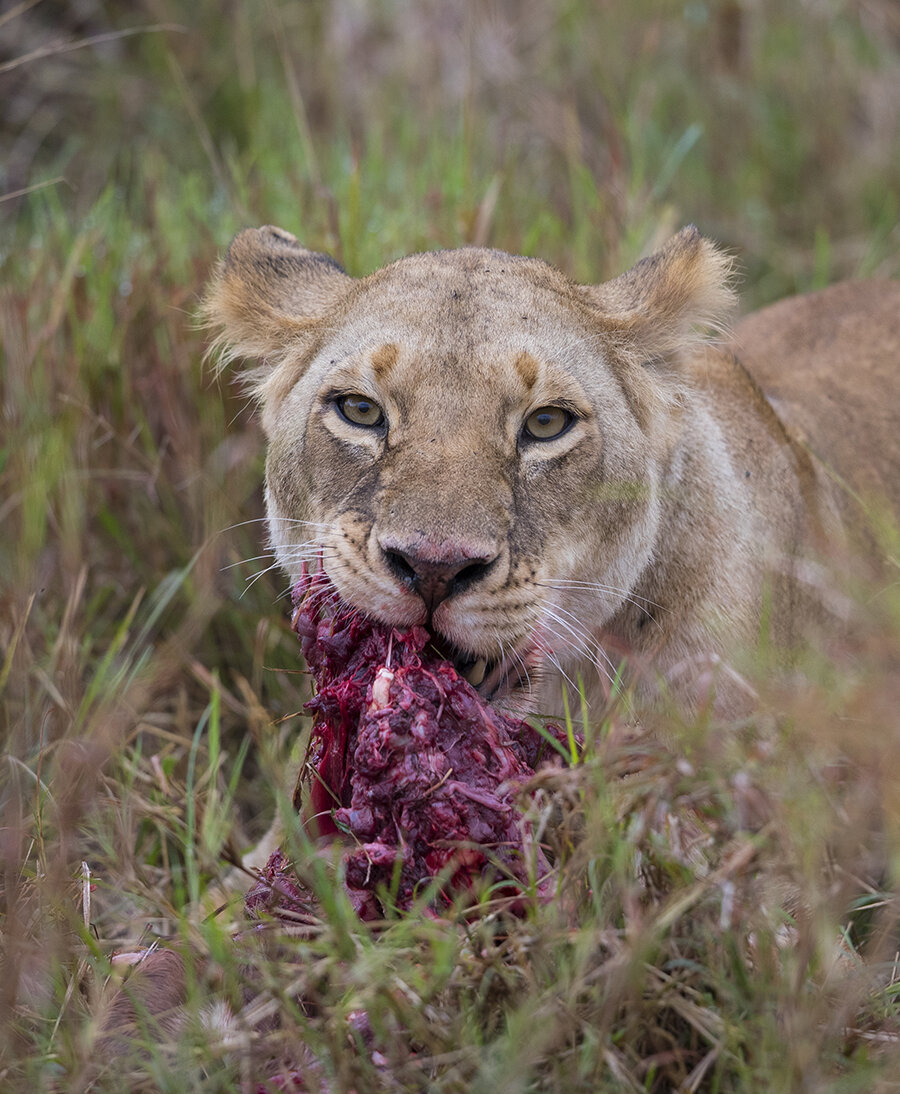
[316,559,538,702]
[427,634,536,702]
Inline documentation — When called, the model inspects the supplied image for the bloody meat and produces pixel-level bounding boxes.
[283,567,572,917]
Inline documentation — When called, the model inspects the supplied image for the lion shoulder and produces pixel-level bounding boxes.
[734,280,900,516]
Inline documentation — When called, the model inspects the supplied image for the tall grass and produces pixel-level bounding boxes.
[2,1,899,1090]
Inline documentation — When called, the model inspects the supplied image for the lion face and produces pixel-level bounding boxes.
[206,227,733,712]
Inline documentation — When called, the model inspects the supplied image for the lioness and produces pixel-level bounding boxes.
[206,226,900,716]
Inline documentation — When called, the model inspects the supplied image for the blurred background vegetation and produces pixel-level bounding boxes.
[1,2,899,1090]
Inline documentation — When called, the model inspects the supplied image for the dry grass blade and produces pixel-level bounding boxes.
[0,24,186,76]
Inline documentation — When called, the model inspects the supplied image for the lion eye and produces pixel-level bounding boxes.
[336,394,385,428]
[523,405,572,441]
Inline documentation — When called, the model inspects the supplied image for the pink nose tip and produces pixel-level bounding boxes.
[379,538,498,611]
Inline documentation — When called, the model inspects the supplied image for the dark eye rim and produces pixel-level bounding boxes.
[333,393,386,429]
[521,405,576,442]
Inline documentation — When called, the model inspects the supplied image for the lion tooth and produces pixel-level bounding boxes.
[464,658,488,687]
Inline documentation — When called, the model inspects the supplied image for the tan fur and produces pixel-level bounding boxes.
[93,949,188,1058]
[205,226,900,715]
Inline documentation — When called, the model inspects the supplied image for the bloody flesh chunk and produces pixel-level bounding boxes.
[289,569,565,913]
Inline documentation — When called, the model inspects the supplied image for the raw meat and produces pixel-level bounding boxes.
[261,568,570,917]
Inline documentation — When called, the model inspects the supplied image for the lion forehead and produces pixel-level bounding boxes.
[334,248,588,340]
[306,259,606,402]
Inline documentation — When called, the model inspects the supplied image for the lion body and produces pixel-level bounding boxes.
[207,228,900,715]
[735,281,900,523]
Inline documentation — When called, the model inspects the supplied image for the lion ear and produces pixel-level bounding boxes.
[203,226,353,372]
[584,226,736,361]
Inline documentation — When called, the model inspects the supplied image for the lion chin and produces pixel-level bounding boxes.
[206,224,900,718]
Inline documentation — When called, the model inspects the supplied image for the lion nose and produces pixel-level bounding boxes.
[380,539,498,612]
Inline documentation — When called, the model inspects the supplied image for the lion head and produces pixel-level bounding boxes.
[206,226,734,714]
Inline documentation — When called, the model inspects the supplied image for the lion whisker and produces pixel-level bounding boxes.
[537,604,618,689]
[241,559,291,595]
[222,551,280,570]
[533,635,585,694]
[278,541,336,557]
[494,632,535,701]
[538,578,667,617]
[220,516,333,534]
[541,601,623,685]
[223,544,332,571]
[239,544,337,594]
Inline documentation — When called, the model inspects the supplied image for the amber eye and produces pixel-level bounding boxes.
[523,405,573,441]
[336,394,385,428]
